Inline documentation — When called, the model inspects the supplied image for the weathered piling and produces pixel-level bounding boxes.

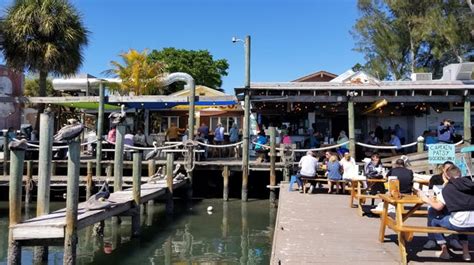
[241,90,250,202]
[96,82,105,179]
[166,153,174,215]
[269,127,277,206]
[114,125,125,192]
[417,136,424,153]
[106,162,113,179]
[2,129,8,177]
[222,165,229,201]
[63,141,81,265]
[132,152,142,237]
[147,160,155,207]
[35,112,54,263]
[164,237,172,265]
[222,202,229,238]
[464,94,472,172]
[7,149,25,265]
[240,202,249,264]
[348,98,356,158]
[25,160,33,205]
[86,161,93,200]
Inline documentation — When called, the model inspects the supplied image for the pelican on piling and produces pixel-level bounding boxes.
[9,139,28,151]
[145,141,160,161]
[108,104,126,125]
[54,119,85,142]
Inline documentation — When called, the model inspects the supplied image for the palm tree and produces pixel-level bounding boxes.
[1,0,88,124]
[105,49,166,95]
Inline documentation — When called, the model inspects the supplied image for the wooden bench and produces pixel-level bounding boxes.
[349,178,387,216]
[300,176,328,193]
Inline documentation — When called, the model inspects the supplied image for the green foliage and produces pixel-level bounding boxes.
[148,48,229,93]
[24,78,54,97]
[352,0,473,80]
[104,49,166,95]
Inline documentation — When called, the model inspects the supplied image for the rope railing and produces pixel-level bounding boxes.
[196,141,243,148]
[104,139,183,151]
[426,139,464,147]
[13,138,99,150]
[291,141,350,153]
[355,141,417,150]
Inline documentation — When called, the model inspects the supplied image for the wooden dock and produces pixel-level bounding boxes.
[11,178,186,244]
[271,183,474,264]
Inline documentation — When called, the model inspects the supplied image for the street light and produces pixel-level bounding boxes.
[232,35,251,201]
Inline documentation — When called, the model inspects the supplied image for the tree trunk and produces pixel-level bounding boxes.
[35,71,48,130]
[409,33,415,74]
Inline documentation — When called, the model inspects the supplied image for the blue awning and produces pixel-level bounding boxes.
[125,100,237,110]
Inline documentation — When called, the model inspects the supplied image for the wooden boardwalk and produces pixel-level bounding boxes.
[11,179,186,243]
[271,183,474,264]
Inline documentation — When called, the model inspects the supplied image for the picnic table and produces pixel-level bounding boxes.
[348,177,387,216]
[378,193,474,264]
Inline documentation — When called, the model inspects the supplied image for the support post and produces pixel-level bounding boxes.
[240,202,248,265]
[114,125,125,192]
[132,152,142,237]
[464,94,472,173]
[51,161,56,176]
[35,112,54,263]
[147,159,155,177]
[241,35,251,202]
[269,127,277,206]
[25,160,33,206]
[223,165,229,201]
[96,82,105,179]
[348,98,356,158]
[166,153,174,215]
[2,129,7,177]
[7,149,25,265]
[86,161,93,200]
[63,141,80,265]
[106,163,113,179]
[417,136,425,153]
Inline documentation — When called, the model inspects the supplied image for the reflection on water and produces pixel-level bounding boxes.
[0,199,275,264]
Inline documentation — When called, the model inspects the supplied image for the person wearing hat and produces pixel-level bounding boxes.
[296,150,319,193]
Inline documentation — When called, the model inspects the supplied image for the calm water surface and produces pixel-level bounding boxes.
[0,199,276,264]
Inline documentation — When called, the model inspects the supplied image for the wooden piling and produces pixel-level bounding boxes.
[63,141,81,265]
[464,94,472,173]
[417,136,424,153]
[269,127,277,206]
[241,90,250,202]
[51,161,57,176]
[132,152,142,237]
[2,129,7,177]
[114,125,125,192]
[222,165,229,201]
[106,162,113,179]
[86,161,93,200]
[25,160,33,205]
[240,202,249,264]
[165,153,174,215]
[96,82,105,179]
[147,159,155,177]
[7,149,25,265]
[35,112,54,263]
[222,202,229,238]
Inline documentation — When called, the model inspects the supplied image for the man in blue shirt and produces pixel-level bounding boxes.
[438,119,455,143]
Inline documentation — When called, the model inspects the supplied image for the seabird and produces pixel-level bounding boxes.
[54,119,85,142]
[84,180,112,210]
[108,104,126,125]
[9,139,28,151]
[145,141,160,161]
[147,167,165,183]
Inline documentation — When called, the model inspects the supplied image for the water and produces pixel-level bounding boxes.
[0,199,276,264]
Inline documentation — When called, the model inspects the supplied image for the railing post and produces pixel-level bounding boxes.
[35,112,54,263]
[86,161,93,200]
[96,82,105,179]
[222,165,229,201]
[132,151,142,237]
[269,127,277,206]
[7,149,25,265]
[63,141,80,265]
[417,136,425,153]
[166,153,174,215]
[114,125,125,192]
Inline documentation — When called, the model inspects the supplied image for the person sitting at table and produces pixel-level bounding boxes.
[364,153,385,194]
[254,131,268,163]
[133,129,147,147]
[389,132,402,155]
[418,165,474,261]
[327,154,343,193]
[423,161,463,250]
[336,130,349,156]
[340,151,357,180]
[386,159,413,194]
[296,150,319,193]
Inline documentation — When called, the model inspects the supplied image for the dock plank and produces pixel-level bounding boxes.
[12,179,186,241]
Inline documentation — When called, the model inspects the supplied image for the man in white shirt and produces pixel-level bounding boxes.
[297,150,319,193]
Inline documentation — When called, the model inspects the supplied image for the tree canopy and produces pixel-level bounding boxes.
[105,49,166,95]
[352,0,474,80]
[148,48,229,93]
[24,78,54,97]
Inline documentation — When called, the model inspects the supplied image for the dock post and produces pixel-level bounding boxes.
[25,160,33,206]
[464,93,472,173]
[240,202,249,264]
[34,112,54,263]
[114,125,125,192]
[132,152,142,237]
[222,165,229,201]
[86,161,93,199]
[347,97,356,158]
[166,153,174,215]
[241,90,250,202]
[222,202,229,238]
[96,82,105,179]
[147,160,155,206]
[269,127,277,206]
[2,129,7,177]
[7,149,25,265]
[51,161,56,176]
[63,141,80,265]
[417,136,424,153]
[106,162,113,179]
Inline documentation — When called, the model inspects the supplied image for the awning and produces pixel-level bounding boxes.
[125,100,238,110]
[56,102,122,110]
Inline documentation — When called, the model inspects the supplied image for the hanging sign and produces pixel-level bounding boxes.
[428,144,455,164]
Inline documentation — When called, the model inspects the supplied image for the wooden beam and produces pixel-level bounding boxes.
[249,95,464,103]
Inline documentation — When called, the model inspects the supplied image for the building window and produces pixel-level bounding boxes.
[210,117,239,133]
[160,116,180,133]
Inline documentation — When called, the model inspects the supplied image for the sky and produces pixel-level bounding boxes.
[0,0,365,94]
